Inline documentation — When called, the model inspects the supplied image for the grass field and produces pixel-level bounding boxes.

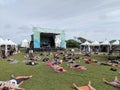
[0,51,119,90]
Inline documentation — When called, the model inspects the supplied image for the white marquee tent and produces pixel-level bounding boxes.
[0,38,17,46]
[4,39,17,45]
[0,38,5,45]
[101,41,110,45]
[100,40,111,53]
[21,39,30,48]
[0,38,18,57]
[4,39,18,56]
[112,40,120,45]
[80,41,91,52]
[90,41,100,46]
[81,41,91,46]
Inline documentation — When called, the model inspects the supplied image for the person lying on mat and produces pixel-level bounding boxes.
[69,62,87,70]
[0,75,32,90]
[103,76,120,88]
[51,64,66,72]
[73,81,96,90]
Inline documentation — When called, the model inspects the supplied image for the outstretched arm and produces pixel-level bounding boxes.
[73,83,82,90]
[103,78,120,88]
[14,87,25,90]
[114,76,120,84]
[88,81,96,90]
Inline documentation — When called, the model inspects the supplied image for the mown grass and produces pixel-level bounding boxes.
[0,51,119,90]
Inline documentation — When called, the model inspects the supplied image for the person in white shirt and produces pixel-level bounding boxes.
[0,75,32,90]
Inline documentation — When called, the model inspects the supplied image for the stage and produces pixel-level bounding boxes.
[30,27,66,51]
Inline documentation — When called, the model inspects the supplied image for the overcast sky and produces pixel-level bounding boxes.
[0,0,120,44]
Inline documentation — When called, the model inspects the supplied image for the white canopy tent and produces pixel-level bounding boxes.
[100,40,111,53]
[81,41,91,53]
[4,39,17,45]
[0,39,17,46]
[90,41,100,46]
[21,39,30,48]
[0,38,18,57]
[4,39,18,56]
[0,38,5,45]
[101,41,110,45]
[90,41,100,53]
[81,41,91,46]
[112,40,120,45]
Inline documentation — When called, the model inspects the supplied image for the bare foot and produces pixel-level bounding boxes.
[11,74,15,78]
[88,81,91,85]
[115,76,118,82]
[102,78,107,82]
[29,75,32,78]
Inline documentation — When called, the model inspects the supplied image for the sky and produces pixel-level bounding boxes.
[0,0,120,44]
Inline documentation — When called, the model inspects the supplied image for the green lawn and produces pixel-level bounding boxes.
[0,51,119,90]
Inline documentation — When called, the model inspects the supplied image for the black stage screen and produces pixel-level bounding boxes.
[40,33,58,48]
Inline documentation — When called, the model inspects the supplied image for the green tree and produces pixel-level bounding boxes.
[66,39,80,48]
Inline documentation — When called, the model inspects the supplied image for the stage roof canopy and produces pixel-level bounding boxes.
[32,27,64,34]
[40,32,60,36]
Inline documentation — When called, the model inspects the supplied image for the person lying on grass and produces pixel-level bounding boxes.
[69,63,87,70]
[33,55,41,60]
[68,60,87,71]
[52,59,60,65]
[103,76,120,88]
[25,60,38,66]
[51,64,66,72]
[0,75,32,90]
[100,61,118,66]
[73,81,96,90]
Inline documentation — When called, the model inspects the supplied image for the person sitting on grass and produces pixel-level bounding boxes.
[73,81,96,90]
[28,49,34,60]
[0,75,32,90]
[103,76,120,88]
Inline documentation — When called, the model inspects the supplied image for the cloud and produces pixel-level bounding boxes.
[17,25,32,33]
[4,24,11,29]
[0,0,17,6]
[1,0,120,43]
[106,9,120,18]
